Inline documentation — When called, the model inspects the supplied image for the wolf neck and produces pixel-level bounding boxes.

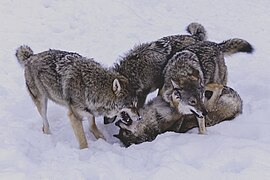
[79,66,123,116]
[146,96,181,134]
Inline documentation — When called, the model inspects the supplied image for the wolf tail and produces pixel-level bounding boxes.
[186,22,207,41]
[15,45,34,66]
[219,38,254,56]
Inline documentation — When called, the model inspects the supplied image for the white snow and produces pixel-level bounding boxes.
[1,0,270,179]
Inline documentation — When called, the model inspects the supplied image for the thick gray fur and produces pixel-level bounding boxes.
[115,96,182,147]
[115,85,242,147]
[113,22,207,109]
[161,50,205,109]
[160,50,207,134]
[184,38,254,85]
[15,46,139,149]
[186,22,207,41]
[174,84,243,132]
[159,37,252,133]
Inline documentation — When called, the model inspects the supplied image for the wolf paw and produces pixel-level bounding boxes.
[42,126,51,134]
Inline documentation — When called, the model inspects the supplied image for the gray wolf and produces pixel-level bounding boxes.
[113,22,207,110]
[15,46,140,149]
[103,23,206,125]
[159,50,208,134]
[114,84,242,147]
[114,94,183,147]
[159,38,253,133]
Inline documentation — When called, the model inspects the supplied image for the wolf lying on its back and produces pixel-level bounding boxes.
[115,84,242,147]
[16,46,140,149]
[115,95,182,146]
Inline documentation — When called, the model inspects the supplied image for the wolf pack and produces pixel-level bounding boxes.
[15,22,253,149]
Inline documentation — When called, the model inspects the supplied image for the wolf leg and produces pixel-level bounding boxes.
[68,108,88,149]
[197,117,207,134]
[36,97,51,134]
[88,115,106,140]
[205,83,224,110]
[28,88,51,134]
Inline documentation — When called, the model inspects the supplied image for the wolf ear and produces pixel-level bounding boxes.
[112,79,121,95]
[190,69,200,81]
[171,79,179,89]
[171,90,181,109]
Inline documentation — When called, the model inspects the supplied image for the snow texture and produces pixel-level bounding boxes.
[1,0,270,179]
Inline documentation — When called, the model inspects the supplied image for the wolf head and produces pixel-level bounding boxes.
[170,79,207,118]
[161,51,207,118]
[114,96,177,147]
[114,117,160,147]
[170,79,207,134]
[108,77,141,122]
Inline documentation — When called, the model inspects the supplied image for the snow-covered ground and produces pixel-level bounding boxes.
[1,0,270,179]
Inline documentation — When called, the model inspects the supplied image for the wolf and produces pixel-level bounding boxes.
[114,84,242,147]
[15,46,140,149]
[159,38,253,133]
[113,22,207,110]
[103,23,207,124]
[159,50,208,134]
[114,93,184,147]
[177,83,243,132]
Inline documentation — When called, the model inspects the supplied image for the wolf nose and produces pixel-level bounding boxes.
[138,116,142,120]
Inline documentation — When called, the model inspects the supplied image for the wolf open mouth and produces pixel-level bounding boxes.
[190,109,203,118]
[120,111,132,125]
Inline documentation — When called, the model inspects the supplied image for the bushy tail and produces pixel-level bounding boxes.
[219,38,254,56]
[15,45,34,66]
[186,22,207,41]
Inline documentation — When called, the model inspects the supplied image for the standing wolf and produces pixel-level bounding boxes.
[15,46,140,149]
[103,23,206,124]
[159,37,253,134]
[113,22,207,110]
[160,50,208,134]
[114,84,242,147]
